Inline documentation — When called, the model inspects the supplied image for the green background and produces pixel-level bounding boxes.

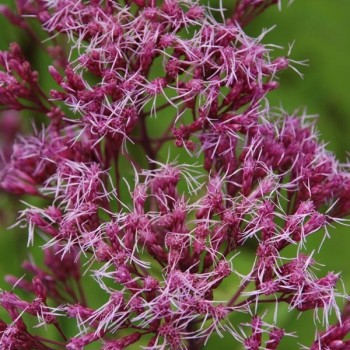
[1,1,350,348]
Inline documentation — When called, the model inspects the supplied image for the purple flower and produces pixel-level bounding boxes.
[0,1,349,349]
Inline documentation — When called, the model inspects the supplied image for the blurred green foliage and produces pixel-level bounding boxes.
[0,1,350,348]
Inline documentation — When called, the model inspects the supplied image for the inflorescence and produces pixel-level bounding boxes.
[0,1,349,349]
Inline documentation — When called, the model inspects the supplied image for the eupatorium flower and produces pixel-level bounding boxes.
[0,1,349,349]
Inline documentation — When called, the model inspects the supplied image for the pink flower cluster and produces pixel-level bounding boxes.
[0,1,349,349]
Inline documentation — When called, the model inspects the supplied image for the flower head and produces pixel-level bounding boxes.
[0,1,349,349]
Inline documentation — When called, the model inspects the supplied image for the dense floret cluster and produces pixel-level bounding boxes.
[0,1,349,349]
